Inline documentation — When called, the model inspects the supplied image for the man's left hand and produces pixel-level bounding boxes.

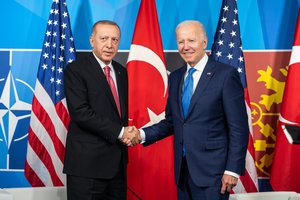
[220,174,238,194]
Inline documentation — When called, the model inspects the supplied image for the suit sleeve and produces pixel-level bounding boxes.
[222,68,249,175]
[143,78,174,145]
[64,63,122,143]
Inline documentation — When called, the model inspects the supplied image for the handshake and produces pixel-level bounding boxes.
[121,126,141,147]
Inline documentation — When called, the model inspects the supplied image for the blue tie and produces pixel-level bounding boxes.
[181,67,196,157]
[182,67,196,119]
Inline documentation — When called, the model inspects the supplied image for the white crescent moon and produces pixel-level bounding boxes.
[279,114,298,125]
[290,45,300,65]
[127,44,168,97]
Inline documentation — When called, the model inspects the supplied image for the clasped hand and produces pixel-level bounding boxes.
[121,126,141,147]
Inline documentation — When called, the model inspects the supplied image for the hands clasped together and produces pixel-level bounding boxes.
[121,126,141,147]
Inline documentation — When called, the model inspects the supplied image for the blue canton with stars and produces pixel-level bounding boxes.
[210,0,247,88]
[38,0,76,104]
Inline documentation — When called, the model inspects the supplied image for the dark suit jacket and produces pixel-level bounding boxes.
[144,57,249,187]
[63,53,128,179]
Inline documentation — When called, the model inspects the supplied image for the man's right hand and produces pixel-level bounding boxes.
[121,126,141,146]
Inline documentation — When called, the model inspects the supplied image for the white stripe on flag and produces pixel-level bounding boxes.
[35,80,67,145]
[234,178,246,193]
[61,98,69,114]
[30,111,66,185]
[245,101,254,137]
[245,151,259,188]
[26,143,53,186]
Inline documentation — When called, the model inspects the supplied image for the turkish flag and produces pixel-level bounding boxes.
[126,0,177,199]
[270,9,300,192]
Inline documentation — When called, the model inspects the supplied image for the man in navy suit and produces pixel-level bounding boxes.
[129,20,249,200]
[63,20,139,200]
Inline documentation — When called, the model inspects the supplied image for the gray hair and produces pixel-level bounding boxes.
[91,20,121,37]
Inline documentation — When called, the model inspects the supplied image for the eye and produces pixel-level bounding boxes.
[100,36,108,41]
[112,38,119,44]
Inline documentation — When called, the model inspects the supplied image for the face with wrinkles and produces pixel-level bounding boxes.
[176,22,207,67]
[90,24,120,65]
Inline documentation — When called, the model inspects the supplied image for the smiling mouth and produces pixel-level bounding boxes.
[184,52,193,57]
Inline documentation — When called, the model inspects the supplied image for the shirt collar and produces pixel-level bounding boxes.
[92,52,113,70]
[187,53,208,72]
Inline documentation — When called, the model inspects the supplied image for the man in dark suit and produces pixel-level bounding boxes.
[63,20,139,200]
[130,20,249,200]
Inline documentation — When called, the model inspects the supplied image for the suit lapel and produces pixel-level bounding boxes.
[88,54,120,117]
[112,61,126,119]
[187,58,216,118]
[177,65,188,120]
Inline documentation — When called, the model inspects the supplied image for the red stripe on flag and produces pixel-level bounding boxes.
[24,161,45,187]
[245,88,257,168]
[27,127,64,186]
[239,168,258,193]
[244,88,259,192]
[56,101,70,130]
[31,96,65,163]
[247,131,256,160]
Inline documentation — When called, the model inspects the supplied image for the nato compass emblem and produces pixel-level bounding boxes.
[0,51,33,172]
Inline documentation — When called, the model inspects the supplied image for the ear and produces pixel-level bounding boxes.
[89,36,94,48]
[203,39,207,49]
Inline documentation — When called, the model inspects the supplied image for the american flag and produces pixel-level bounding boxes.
[210,0,258,193]
[25,0,75,186]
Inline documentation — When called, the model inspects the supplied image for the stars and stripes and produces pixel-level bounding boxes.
[211,0,259,193]
[25,0,75,186]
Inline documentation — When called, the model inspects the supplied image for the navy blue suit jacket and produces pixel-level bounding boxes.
[144,57,249,187]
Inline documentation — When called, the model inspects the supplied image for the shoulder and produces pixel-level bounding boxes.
[169,65,186,80]
[66,53,94,71]
[208,57,231,71]
[208,57,239,77]
[112,60,126,71]
[112,60,127,80]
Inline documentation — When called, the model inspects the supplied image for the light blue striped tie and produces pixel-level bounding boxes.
[181,67,196,157]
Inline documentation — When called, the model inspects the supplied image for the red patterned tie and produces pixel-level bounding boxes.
[104,66,121,117]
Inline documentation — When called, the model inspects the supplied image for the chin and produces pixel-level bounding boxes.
[185,59,194,64]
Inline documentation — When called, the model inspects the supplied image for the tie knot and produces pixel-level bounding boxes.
[188,67,196,75]
[104,66,111,76]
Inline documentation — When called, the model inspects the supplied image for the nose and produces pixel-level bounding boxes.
[183,41,189,50]
[106,39,113,48]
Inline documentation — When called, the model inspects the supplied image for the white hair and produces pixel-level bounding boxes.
[176,20,207,39]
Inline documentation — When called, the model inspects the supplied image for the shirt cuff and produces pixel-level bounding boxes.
[139,129,146,144]
[224,170,240,178]
[118,127,125,139]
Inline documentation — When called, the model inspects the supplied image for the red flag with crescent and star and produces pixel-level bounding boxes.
[126,0,177,199]
[270,8,300,192]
